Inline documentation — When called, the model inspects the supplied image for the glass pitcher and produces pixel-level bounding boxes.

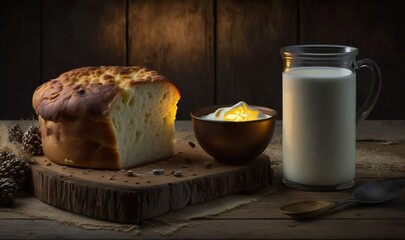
[280,45,382,190]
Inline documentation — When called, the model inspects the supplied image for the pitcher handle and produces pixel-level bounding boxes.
[354,58,382,124]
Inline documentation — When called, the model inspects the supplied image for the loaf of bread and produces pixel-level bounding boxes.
[32,66,181,169]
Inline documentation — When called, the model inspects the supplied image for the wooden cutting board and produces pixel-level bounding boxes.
[29,142,272,224]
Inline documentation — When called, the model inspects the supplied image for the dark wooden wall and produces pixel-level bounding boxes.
[1,0,404,120]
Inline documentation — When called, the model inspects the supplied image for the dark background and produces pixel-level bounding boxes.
[1,0,404,120]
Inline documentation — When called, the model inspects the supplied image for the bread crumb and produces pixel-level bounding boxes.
[152,169,164,175]
[126,170,135,177]
[64,158,74,164]
[173,171,182,177]
[204,161,212,169]
[46,162,52,166]
[188,141,196,148]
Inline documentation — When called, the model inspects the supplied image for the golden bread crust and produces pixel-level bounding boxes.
[33,66,180,122]
[39,116,120,169]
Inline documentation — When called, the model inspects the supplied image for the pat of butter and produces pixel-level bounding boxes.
[202,101,269,121]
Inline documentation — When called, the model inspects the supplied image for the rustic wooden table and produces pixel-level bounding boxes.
[1,120,404,239]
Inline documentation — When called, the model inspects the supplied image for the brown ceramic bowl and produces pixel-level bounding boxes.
[191,105,277,164]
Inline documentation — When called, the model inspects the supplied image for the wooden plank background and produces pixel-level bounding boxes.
[0,0,40,119]
[0,0,404,120]
[128,0,215,121]
[42,0,127,82]
[216,0,297,118]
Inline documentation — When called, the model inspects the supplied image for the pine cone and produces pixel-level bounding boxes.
[8,124,23,144]
[22,125,44,156]
[0,157,31,188]
[0,178,18,205]
[0,149,16,165]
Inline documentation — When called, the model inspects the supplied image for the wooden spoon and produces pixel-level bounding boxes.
[280,179,404,219]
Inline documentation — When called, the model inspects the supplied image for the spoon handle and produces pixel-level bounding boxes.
[335,198,357,207]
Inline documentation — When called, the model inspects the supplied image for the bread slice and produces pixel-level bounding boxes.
[32,66,180,169]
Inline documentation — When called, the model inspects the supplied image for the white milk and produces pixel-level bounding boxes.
[283,67,356,186]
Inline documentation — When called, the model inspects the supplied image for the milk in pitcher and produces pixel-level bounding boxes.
[282,67,356,186]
